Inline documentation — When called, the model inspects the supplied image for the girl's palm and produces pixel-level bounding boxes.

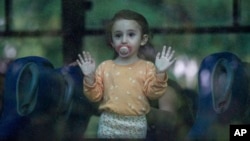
[76,51,96,76]
[155,46,175,73]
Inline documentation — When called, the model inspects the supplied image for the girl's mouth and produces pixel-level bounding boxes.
[116,45,131,57]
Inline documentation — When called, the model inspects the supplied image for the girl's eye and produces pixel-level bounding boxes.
[128,32,135,37]
[114,33,122,38]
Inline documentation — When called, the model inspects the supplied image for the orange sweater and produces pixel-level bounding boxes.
[84,60,168,116]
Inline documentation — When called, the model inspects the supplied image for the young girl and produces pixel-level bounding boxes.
[77,9,175,139]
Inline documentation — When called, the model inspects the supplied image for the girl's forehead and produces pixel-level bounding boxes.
[112,19,141,31]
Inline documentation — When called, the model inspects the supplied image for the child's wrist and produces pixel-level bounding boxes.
[84,73,95,85]
[156,68,166,74]
[156,71,167,80]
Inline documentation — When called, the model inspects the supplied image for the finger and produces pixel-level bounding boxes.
[156,52,161,60]
[83,51,88,62]
[170,56,177,63]
[86,52,91,62]
[76,59,81,66]
[168,49,175,60]
[169,58,176,66]
[161,45,166,57]
[90,56,95,64]
[78,54,84,63]
[165,46,171,57]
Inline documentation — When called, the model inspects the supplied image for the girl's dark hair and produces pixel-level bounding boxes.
[105,9,156,62]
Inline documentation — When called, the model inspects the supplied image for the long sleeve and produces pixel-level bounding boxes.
[84,62,104,102]
[143,62,168,100]
[83,60,168,116]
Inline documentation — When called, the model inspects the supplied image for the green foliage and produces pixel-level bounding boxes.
[86,0,165,29]
[12,0,61,30]
[1,0,250,86]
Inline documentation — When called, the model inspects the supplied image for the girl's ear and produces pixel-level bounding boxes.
[140,34,149,46]
[110,41,115,48]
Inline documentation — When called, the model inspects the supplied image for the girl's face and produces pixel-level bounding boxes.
[111,19,148,58]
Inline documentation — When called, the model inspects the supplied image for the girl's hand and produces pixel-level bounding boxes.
[155,46,175,73]
[76,51,96,76]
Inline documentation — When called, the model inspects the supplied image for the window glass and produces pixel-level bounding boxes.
[0,37,63,67]
[0,1,250,140]
[12,0,61,30]
[241,0,250,25]
[0,0,5,31]
[86,0,233,29]
[83,36,114,66]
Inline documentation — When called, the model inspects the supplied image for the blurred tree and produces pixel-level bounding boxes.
[0,0,249,87]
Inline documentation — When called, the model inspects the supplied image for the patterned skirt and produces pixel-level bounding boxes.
[97,112,147,139]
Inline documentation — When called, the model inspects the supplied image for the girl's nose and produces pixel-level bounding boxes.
[122,36,127,43]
